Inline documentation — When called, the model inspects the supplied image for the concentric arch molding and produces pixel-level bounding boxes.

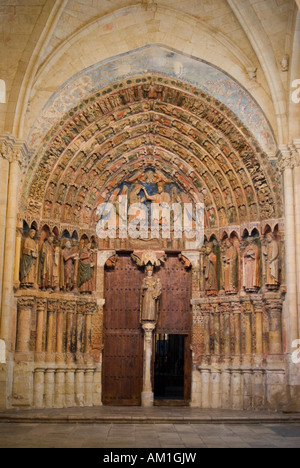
[27,44,276,156]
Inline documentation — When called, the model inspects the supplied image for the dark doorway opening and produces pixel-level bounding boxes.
[154,334,185,401]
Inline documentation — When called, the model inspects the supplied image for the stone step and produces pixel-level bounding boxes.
[0,408,300,425]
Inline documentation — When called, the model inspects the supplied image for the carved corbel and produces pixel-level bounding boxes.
[131,250,166,268]
[105,254,118,269]
[178,254,192,269]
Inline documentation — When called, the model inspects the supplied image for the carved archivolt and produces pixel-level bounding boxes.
[21,77,282,237]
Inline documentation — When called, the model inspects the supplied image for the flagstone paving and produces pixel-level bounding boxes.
[0,423,300,448]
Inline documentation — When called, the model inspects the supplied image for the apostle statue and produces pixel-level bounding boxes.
[20,229,38,288]
[140,265,162,322]
[243,238,261,293]
[39,234,55,290]
[61,240,78,292]
[263,233,280,290]
[223,238,239,295]
[77,239,95,294]
[204,242,218,296]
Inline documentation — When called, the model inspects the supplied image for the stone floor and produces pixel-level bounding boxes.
[1,422,300,448]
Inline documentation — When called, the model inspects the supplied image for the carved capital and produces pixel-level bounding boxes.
[0,134,16,162]
[65,301,76,314]
[0,134,29,168]
[36,299,47,312]
[277,147,293,173]
[85,302,97,315]
[17,297,35,310]
[142,322,156,342]
[47,300,58,313]
[290,145,300,168]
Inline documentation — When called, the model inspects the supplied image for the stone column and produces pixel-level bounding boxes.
[1,145,25,348]
[84,305,94,355]
[221,369,231,409]
[213,308,220,356]
[13,220,22,289]
[36,300,46,355]
[234,309,241,357]
[244,310,252,356]
[33,369,45,408]
[141,322,156,407]
[66,302,76,360]
[201,369,211,408]
[46,302,56,356]
[65,370,75,407]
[54,369,65,408]
[211,369,221,409]
[253,298,264,356]
[75,369,85,407]
[16,298,34,353]
[278,147,298,351]
[264,297,283,355]
[56,307,64,356]
[224,310,231,357]
[44,369,55,408]
[84,369,94,407]
[76,303,85,363]
[292,142,300,334]
[0,139,10,316]
[203,311,210,359]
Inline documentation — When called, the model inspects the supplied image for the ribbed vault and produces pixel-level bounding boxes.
[22,76,283,238]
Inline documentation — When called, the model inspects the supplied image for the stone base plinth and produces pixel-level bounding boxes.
[141,391,154,408]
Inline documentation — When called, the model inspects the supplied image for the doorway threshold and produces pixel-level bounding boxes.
[154,400,189,407]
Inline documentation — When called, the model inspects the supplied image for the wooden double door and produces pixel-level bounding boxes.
[102,254,192,406]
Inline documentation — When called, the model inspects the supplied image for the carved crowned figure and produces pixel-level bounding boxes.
[20,229,38,288]
[140,265,162,322]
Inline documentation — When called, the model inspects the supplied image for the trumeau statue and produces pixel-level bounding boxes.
[20,229,38,288]
[140,265,162,322]
[243,238,261,293]
[263,233,280,290]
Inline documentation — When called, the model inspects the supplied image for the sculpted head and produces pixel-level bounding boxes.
[157,182,164,194]
[206,242,213,255]
[146,264,154,277]
[28,229,36,239]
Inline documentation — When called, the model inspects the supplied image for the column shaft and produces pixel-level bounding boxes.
[283,163,298,349]
[1,159,21,346]
[141,322,155,407]
[293,157,300,335]
[0,155,9,316]
[16,299,34,353]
